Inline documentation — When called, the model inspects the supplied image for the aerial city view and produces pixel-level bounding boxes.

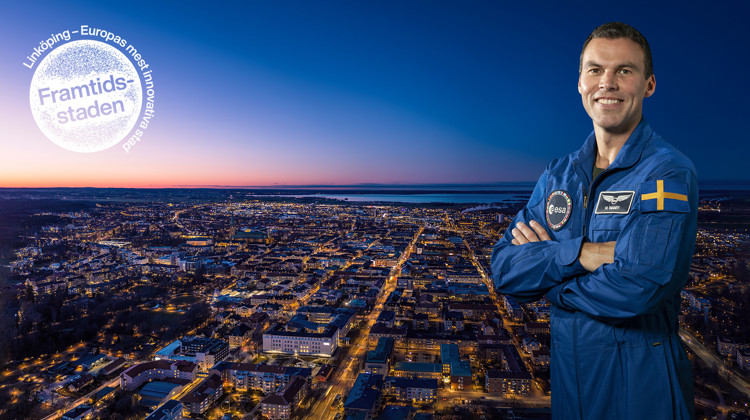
[0,187,749,420]
[2,1,750,420]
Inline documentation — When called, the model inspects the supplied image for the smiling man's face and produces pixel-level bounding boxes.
[578,37,656,136]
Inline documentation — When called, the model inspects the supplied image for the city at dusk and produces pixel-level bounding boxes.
[2,1,750,420]
[1,1,750,187]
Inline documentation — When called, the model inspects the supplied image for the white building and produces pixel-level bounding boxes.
[263,323,339,357]
[154,337,229,373]
[120,360,198,391]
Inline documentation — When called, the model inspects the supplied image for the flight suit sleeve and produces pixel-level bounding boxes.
[491,170,589,302]
[546,168,698,323]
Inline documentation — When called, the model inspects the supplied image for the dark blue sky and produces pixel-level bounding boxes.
[1,1,748,187]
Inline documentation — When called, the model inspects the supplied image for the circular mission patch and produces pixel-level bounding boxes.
[546,190,572,231]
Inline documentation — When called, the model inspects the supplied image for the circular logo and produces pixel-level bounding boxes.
[29,40,142,153]
[546,190,572,231]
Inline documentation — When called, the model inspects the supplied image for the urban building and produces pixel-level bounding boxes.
[154,337,229,373]
[392,362,442,380]
[144,399,184,420]
[383,377,438,403]
[485,345,532,394]
[738,347,750,371]
[61,404,93,420]
[262,322,339,357]
[344,374,383,420]
[180,374,223,415]
[365,337,394,377]
[120,360,198,391]
[211,362,311,393]
[440,343,472,391]
[259,375,309,420]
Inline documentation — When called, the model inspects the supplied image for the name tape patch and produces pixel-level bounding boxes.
[546,190,572,231]
[595,191,635,214]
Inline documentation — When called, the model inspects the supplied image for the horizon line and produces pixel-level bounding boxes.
[0,182,537,190]
[1,179,750,190]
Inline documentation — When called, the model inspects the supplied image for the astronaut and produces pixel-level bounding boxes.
[491,22,697,419]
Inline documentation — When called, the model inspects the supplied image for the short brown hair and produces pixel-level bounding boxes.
[580,22,653,78]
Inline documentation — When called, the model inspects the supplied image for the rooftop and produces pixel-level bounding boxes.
[384,376,438,390]
[344,373,382,411]
[180,374,222,404]
[393,362,442,374]
[366,337,394,365]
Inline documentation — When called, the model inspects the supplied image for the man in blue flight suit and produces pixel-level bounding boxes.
[491,22,697,419]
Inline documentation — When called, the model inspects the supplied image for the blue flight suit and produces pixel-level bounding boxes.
[491,119,697,420]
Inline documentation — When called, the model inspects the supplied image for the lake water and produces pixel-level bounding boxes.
[249,192,531,204]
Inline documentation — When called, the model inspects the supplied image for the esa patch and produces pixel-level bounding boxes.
[546,190,572,231]
[595,191,635,214]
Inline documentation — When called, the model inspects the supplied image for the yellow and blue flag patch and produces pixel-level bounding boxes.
[640,180,689,213]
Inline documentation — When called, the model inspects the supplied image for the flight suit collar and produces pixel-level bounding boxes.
[572,118,654,183]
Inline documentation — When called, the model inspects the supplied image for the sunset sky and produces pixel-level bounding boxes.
[1,1,748,188]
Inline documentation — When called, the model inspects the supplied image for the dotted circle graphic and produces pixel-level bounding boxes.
[29,40,142,153]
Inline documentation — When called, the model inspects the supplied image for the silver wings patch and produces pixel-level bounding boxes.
[603,194,631,204]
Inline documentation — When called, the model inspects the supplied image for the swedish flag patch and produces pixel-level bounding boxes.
[640,180,689,213]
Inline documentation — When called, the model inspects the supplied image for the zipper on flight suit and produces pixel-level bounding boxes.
[574,162,612,418]
[581,167,610,237]
[582,188,594,237]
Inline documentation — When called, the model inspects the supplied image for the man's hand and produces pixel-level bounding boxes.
[511,220,551,245]
[579,241,615,272]
[510,221,614,271]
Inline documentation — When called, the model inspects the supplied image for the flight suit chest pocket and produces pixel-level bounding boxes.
[631,216,677,271]
[589,214,626,242]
